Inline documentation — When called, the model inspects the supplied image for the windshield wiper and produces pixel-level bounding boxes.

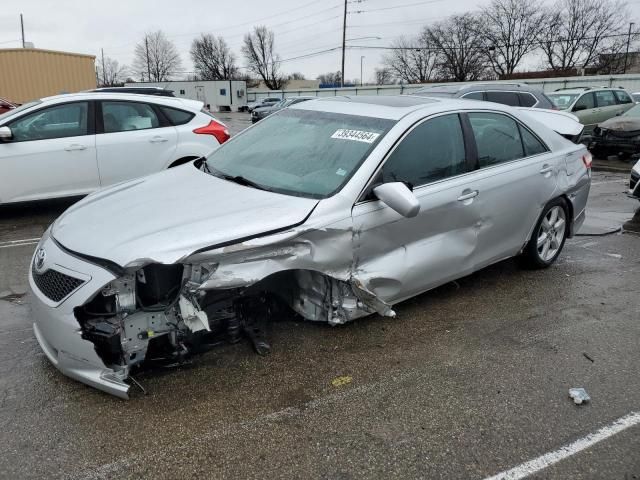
[207,166,271,192]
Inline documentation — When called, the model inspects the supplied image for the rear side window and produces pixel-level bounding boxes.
[468,112,524,167]
[595,91,616,107]
[614,90,633,104]
[518,93,537,107]
[462,91,484,100]
[160,106,195,126]
[519,126,548,156]
[574,93,595,110]
[102,101,159,133]
[382,114,466,188]
[485,91,520,107]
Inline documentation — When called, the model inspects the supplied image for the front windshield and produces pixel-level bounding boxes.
[624,104,640,117]
[205,109,394,199]
[0,100,41,124]
[547,93,579,109]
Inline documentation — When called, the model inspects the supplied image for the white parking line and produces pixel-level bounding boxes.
[483,411,640,480]
[0,238,40,249]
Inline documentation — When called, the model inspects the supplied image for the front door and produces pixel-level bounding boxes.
[352,113,481,304]
[572,92,599,134]
[95,100,178,186]
[0,101,98,203]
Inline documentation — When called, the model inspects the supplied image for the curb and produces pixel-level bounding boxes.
[592,164,632,174]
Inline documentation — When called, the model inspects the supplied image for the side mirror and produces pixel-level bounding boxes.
[573,104,587,112]
[0,126,12,141]
[373,182,420,218]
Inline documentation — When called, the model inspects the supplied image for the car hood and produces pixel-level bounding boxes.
[598,116,640,132]
[51,164,318,268]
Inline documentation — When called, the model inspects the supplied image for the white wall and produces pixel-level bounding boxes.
[247,73,640,101]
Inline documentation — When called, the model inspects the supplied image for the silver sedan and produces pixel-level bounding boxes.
[29,96,591,398]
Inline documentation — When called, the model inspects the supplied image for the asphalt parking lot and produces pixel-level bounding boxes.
[0,116,639,479]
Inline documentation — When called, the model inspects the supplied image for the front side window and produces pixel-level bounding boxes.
[8,102,88,142]
[381,114,466,188]
[614,90,632,104]
[468,112,524,167]
[101,101,159,133]
[547,93,579,109]
[205,109,394,198]
[595,90,616,107]
[485,91,519,107]
[573,93,595,111]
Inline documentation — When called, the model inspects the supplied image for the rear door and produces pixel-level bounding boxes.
[95,100,178,186]
[463,111,559,267]
[0,101,98,203]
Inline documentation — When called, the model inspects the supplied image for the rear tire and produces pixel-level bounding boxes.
[522,198,570,269]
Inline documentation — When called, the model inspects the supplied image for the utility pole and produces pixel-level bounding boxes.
[101,48,106,87]
[624,22,635,74]
[340,0,347,88]
[145,36,151,82]
[360,55,365,86]
[20,14,25,48]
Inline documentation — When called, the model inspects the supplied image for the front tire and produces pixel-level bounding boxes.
[522,198,569,269]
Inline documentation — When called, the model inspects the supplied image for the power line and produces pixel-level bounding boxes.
[350,0,447,14]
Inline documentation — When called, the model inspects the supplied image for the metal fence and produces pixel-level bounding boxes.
[247,73,640,101]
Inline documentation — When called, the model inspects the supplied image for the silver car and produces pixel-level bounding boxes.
[30,96,591,398]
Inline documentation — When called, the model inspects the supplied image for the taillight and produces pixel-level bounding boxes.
[582,152,592,169]
[193,120,230,144]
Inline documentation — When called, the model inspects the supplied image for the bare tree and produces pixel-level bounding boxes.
[97,57,129,87]
[242,26,287,90]
[382,32,440,83]
[288,72,306,80]
[540,0,629,71]
[190,34,238,80]
[480,0,550,76]
[428,14,489,81]
[374,67,394,85]
[133,31,182,82]
[317,71,342,85]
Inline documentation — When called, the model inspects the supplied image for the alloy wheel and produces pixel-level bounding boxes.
[536,206,566,262]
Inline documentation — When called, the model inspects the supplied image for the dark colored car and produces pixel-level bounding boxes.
[0,98,16,115]
[251,96,316,123]
[411,83,555,109]
[590,104,640,158]
[89,87,175,97]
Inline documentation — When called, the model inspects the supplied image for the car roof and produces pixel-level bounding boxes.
[414,83,538,94]
[292,95,487,120]
[32,92,203,110]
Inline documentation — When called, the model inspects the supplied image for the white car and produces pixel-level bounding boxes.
[0,92,230,205]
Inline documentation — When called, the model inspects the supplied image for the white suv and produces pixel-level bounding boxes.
[0,92,230,205]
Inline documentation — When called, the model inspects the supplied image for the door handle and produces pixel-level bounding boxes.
[457,189,479,202]
[65,144,87,151]
[539,165,553,175]
[149,136,168,143]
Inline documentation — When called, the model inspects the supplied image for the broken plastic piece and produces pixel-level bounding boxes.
[569,387,591,405]
[178,295,210,332]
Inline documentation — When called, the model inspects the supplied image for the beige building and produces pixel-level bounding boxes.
[0,48,96,103]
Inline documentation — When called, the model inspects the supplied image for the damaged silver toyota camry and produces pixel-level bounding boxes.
[30,96,591,398]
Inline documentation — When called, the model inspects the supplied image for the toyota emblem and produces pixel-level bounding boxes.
[35,248,46,272]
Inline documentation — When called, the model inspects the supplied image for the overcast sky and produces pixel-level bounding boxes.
[1,0,640,84]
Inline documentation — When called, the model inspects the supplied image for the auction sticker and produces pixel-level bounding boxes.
[331,129,380,143]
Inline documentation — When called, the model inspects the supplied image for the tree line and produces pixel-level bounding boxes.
[96,0,635,88]
[377,0,636,84]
